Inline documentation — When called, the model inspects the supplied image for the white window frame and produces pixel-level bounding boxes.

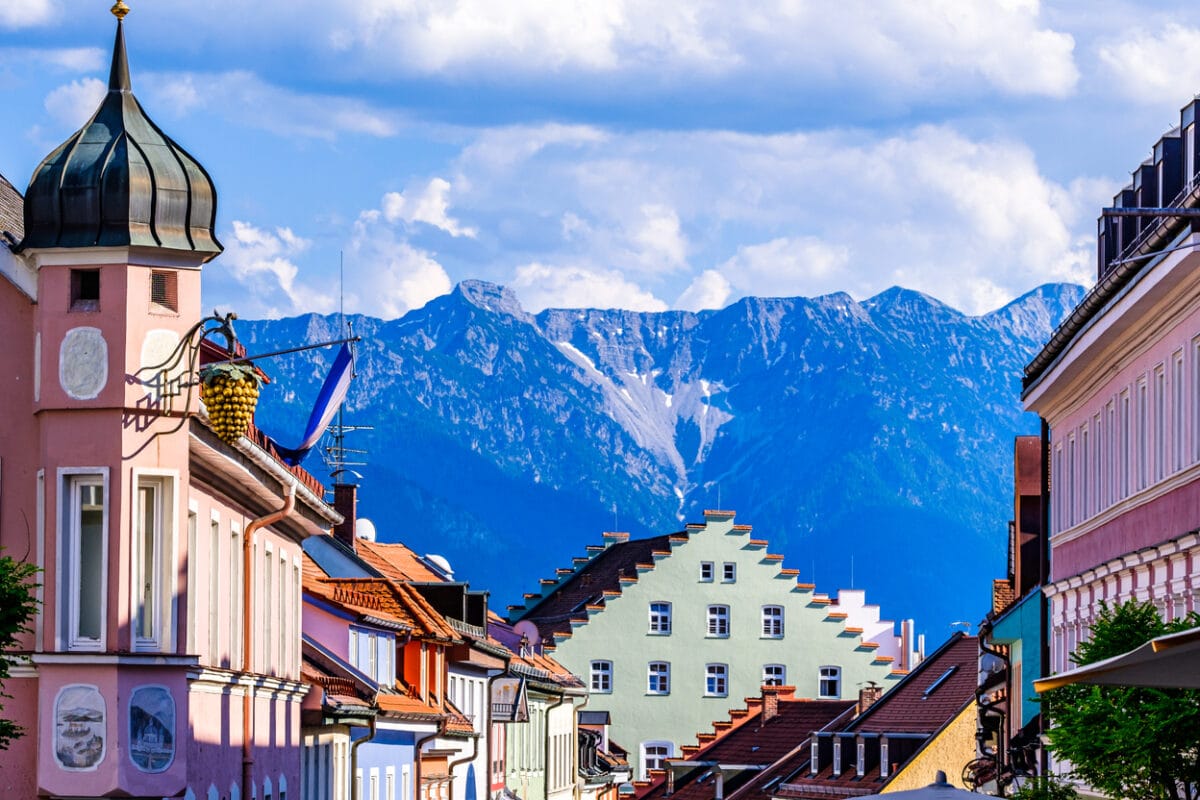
[647,661,670,695]
[648,601,672,635]
[590,660,613,693]
[763,664,786,686]
[231,523,244,668]
[707,604,730,638]
[131,469,177,652]
[186,500,198,654]
[58,468,110,651]
[705,663,728,697]
[210,511,222,664]
[640,741,673,780]
[699,561,714,582]
[819,665,842,699]
[722,562,736,583]
[762,605,784,638]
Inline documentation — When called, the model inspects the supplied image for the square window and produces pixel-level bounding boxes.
[700,562,714,582]
[722,562,736,582]
[707,605,730,637]
[70,269,100,311]
[705,663,728,697]
[649,602,672,635]
[591,660,613,693]
[648,662,670,695]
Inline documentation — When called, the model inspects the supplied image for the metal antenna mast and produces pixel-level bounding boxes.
[323,252,372,483]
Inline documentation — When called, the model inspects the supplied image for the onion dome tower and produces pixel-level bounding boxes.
[20,1,221,256]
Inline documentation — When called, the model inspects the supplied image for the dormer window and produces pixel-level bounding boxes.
[70,269,100,311]
[150,270,178,313]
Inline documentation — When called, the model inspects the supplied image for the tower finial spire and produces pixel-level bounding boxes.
[108,3,131,92]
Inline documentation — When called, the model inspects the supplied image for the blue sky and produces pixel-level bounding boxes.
[2,1,1197,319]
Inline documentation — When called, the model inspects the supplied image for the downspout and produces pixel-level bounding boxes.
[544,690,569,800]
[1039,416,1052,777]
[242,477,297,798]
[415,718,448,800]
[449,669,507,800]
[350,714,380,800]
[572,690,589,800]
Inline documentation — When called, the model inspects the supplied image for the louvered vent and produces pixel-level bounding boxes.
[150,270,178,312]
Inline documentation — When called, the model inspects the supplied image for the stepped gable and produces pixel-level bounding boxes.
[513,530,681,640]
[0,173,22,241]
[774,633,977,799]
[637,690,855,800]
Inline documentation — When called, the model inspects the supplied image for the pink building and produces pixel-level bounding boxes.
[1022,98,1200,677]
[0,10,340,800]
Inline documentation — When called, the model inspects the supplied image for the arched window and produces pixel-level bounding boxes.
[762,664,786,686]
[762,606,784,638]
[705,663,728,697]
[648,662,671,695]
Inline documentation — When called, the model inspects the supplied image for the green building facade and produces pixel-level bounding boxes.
[510,511,919,779]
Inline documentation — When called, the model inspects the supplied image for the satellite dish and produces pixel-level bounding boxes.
[425,553,454,578]
[355,518,377,542]
[512,620,541,647]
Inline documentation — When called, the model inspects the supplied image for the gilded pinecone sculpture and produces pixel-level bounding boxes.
[200,364,260,444]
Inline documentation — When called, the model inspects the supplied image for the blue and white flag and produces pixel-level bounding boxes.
[277,343,354,466]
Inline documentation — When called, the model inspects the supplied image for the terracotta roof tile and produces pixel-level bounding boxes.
[637,696,854,800]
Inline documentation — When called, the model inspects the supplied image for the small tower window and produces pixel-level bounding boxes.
[70,269,100,311]
[150,270,178,312]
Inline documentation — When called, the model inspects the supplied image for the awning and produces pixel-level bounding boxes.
[1033,625,1200,692]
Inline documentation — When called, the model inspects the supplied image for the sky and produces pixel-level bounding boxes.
[2,1,1198,320]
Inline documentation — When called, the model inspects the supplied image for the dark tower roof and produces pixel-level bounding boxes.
[19,14,221,257]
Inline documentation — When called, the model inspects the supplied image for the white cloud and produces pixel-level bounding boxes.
[0,46,105,72]
[219,221,336,318]
[43,78,106,129]
[510,263,667,312]
[346,209,453,318]
[307,0,1075,98]
[0,0,55,28]
[676,269,732,311]
[140,71,400,140]
[718,237,851,298]
[631,204,688,273]
[439,122,1101,314]
[382,178,477,238]
[1097,24,1200,106]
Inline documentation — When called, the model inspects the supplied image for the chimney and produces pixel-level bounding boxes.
[857,683,882,716]
[762,684,795,722]
[333,483,357,551]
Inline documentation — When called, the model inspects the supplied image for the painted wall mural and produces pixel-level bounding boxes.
[129,685,175,772]
[54,684,106,770]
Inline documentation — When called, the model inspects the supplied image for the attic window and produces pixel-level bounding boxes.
[150,270,178,313]
[70,269,100,311]
[923,666,958,698]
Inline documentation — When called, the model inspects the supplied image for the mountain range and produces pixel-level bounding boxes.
[240,280,1086,635]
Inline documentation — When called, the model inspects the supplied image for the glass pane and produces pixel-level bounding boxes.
[78,484,104,641]
[137,485,156,640]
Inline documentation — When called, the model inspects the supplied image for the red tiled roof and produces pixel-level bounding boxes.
[357,539,448,583]
[852,635,976,734]
[638,694,854,800]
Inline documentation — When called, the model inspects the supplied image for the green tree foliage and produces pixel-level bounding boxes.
[0,550,39,749]
[1043,600,1200,800]
[1009,776,1078,800]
